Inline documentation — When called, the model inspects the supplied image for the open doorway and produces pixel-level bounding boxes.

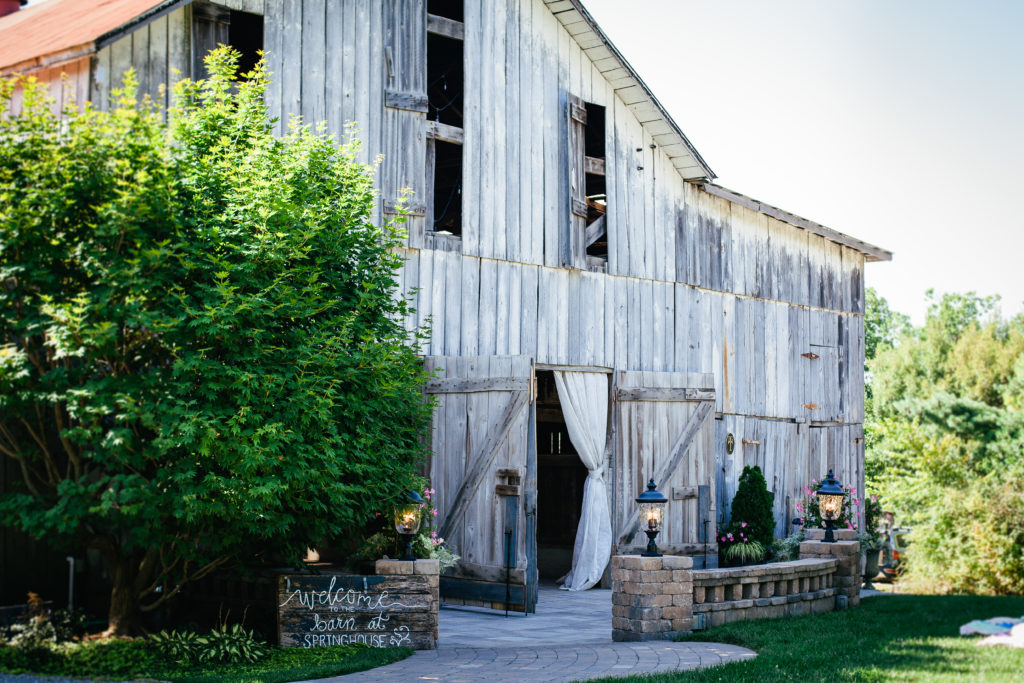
[535,370,589,581]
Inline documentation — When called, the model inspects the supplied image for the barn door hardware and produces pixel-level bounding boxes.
[495,468,521,497]
[496,470,521,618]
[801,351,820,360]
[741,438,761,446]
[802,403,820,410]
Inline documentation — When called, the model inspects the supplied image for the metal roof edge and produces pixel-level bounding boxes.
[696,182,893,263]
[553,0,716,181]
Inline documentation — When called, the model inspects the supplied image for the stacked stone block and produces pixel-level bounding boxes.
[798,529,861,608]
[376,558,440,647]
[611,555,694,641]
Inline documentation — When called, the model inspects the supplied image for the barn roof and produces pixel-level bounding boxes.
[0,0,180,75]
[699,183,893,262]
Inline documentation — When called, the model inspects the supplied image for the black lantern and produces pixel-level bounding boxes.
[394,489,425,561]
[636,479,668,557]
[817,469,845,543]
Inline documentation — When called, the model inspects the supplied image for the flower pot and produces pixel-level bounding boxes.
[863,548,881,590]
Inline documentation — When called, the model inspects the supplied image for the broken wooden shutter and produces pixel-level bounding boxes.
[613,371,717,558]
[424,355,536,612]
[190,1,229,79]
[563,93,587,269]
[383,0,428,245]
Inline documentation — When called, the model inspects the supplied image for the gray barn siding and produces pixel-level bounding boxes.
[58,0,868,541]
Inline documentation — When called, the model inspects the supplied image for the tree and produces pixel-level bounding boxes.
[0,51,433,634]
[728,465,775,548]
[864,287,910,365]
[865,289,1024,594]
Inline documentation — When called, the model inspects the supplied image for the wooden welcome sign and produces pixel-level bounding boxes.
[277,572,437,649]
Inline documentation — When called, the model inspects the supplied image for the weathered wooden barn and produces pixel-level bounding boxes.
[1,0,890,612]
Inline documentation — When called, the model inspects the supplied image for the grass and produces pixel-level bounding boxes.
[0,639,412,682]
[590,594,1024,682]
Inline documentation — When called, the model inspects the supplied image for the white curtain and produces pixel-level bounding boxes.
[554,371,612,591]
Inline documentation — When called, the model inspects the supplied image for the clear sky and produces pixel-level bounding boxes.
[583,0,1024,324]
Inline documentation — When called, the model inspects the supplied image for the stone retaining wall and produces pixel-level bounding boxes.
[692,558,837,627]
[611,532,861,640]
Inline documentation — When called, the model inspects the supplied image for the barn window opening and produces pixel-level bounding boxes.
[534,371,588,582]
[584,102,607,262]
[426,3,464,238]
[431,140,462,233]
[568,95,608,269]
[191,2,264,80]
[228,9,264,78]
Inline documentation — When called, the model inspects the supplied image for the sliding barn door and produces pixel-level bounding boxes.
[424,355,535,611]
[613,371,717,558]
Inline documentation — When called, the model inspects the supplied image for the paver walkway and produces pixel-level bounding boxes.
[310,584,755,682]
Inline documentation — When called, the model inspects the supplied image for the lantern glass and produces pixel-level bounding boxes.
[640,501,664,532]
[394,504,422,535]
[819,492,844,520]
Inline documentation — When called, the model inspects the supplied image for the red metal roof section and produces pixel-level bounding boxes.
[0,0,165,72]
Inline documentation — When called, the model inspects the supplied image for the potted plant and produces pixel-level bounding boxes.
[718,522,767,566]
[860,494,885,589]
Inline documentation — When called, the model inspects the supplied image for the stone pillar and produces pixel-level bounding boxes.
[611,555,693,641]
[799,529,860,607]
[376,559,440,647]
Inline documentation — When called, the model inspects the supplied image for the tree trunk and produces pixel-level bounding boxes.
[103,554,143,636]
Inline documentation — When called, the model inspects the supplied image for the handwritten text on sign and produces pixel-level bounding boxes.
[277,574,434,649]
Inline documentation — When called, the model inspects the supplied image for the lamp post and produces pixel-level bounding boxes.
[394,489,425,561]
[817,469,845,543]
[636,479,668,557]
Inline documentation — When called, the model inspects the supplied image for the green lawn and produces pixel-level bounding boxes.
[591,595,1024,682]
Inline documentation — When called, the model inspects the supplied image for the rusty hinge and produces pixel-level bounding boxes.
[803,403,820,410]
[801,351,820,360]
[741,439,761,446]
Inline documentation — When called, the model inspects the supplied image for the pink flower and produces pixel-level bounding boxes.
[431,508,438,516]
[741,522,748,527]
[728,533,734,541]
[796,503,803,512]
[846,521,853,529]
[431,531,437,538]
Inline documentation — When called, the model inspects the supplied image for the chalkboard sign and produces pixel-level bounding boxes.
[278,574,437,649]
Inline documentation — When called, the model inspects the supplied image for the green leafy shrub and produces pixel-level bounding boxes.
[901,469,1024,595]
[150,625,270,666]
[724,540,766,566]
[0,47,432,634]
[728,465,776,547]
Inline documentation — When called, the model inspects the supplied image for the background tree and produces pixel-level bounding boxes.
[0,51,432,634]
[865,289,1024,594]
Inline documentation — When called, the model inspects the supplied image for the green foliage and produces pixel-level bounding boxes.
[723,539,766,566]
[866,289,1024,594]
[900,469,1024,595]
[0,636,410,681]
[728,465,775,548]
[865,286,911,364]
[776,529,804,561]
[0,49,432,632]
[150,624,270,666]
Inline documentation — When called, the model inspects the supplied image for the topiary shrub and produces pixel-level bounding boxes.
[728,465,776,548]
